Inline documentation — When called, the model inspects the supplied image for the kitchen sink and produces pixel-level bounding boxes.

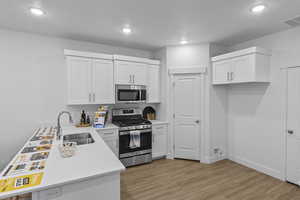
[63,132,95,145]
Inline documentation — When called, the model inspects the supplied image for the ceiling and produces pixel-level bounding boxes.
[0,0,300,51]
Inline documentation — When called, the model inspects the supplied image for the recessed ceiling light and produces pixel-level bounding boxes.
[251,4,266,14]
[122,27,132,35]
[180,40,188,45]
[30,7,45,16]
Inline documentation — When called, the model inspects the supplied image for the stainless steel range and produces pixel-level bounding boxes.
[112,108,152,167]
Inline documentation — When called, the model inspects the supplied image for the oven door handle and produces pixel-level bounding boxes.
[119,129,152,136]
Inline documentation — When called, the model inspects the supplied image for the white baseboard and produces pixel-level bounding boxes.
[166,153,174,160]
[202,155,227,164]
[230,156,284,181]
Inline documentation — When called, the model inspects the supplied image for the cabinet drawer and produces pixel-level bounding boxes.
[96,129,118,139]
[153,125,167,135]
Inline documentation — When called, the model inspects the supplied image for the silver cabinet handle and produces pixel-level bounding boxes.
[104,131,114,135]
[227,72,229,81]
[231,72,234,81]
[93,93,95,102]
[133,75,135,84]
[89,93,92,102]
[155,126,164,130]
[288,130,294,135]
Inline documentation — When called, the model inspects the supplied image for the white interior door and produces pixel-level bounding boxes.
[173,74,201,160]
[286,67,300,185]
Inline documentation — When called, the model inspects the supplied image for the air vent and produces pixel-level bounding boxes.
[285,16,300,27]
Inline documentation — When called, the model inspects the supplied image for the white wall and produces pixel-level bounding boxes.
[0,28,153,170]
[208,44,228,162]
[166,45,210,68]
[227,26,300,180]
[166,45,211,160]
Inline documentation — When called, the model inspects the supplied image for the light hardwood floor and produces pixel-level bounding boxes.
[121,159,300,200]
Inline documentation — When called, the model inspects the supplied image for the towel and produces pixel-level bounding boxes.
[129,131,141,149]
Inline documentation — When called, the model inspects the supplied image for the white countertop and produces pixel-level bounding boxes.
[150,120,169,125]
[94,123,119,130]
[0,126,125,199]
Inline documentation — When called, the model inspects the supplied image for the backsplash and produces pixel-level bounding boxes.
[67,104,158,125]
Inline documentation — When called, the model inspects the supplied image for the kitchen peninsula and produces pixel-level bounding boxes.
[0,126,125,200]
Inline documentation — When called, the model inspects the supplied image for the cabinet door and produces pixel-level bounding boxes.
[92,59,115,104]
[114,61,134,85]
[131,63,147,85]
[147,65,160,103]
[231,55,254,83]
[152,125,167,158]
[104,138,119,156]
[212,60,232,84]
[67,56,92,104]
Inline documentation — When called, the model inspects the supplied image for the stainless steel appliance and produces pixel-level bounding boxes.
[116,85,147,104]
[112,108,152,167]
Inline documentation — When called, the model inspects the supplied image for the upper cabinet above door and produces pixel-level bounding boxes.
[211,47,271,85]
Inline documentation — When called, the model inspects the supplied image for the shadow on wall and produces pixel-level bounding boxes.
[228,83,270,115]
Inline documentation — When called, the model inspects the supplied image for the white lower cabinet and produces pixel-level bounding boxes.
[96,128,119,157]
[152,124,168,159]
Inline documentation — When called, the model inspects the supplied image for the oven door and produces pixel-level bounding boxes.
[119,129,152,157]
[140,89,147,101]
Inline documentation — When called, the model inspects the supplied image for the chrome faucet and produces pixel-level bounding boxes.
[57,111,73,140]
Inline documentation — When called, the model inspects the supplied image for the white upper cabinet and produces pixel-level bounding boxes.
[211,47,271,85]
[65,50,114,105]
[147,65,160,103]
[92,59,115,104]
[67,56,92,105]
[65,51,161,105]
[114,60,147,85]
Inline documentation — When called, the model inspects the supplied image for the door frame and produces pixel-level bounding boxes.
[168,67,207,162]
[282,66,300,183]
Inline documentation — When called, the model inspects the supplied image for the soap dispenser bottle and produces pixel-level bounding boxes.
[81,110,86,124]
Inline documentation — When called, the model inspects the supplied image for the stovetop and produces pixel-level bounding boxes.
[113,119,151,127]
[112,115,152,131]
[112,109,152,131]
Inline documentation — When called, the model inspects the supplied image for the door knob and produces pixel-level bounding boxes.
[195,120,200,124]
[287,130,294,135]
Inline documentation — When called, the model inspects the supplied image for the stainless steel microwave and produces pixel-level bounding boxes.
[116,85,147,103]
